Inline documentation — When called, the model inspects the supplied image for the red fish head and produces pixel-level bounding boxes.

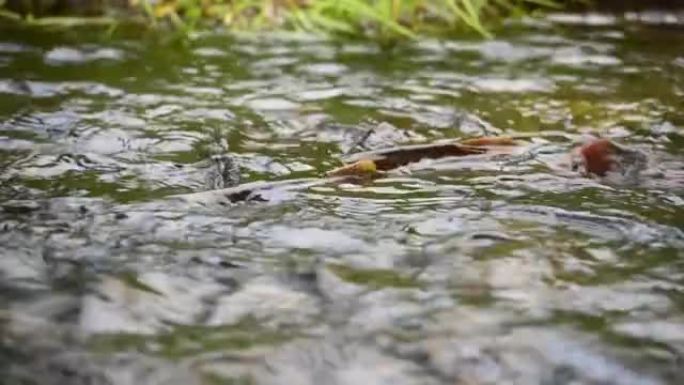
[571,138,618,176]
[570,138,647,178]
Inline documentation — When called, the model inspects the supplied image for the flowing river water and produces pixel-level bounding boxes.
[1,11,684,385]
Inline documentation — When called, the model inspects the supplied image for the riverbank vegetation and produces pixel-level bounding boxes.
[134,0,563,39]
[1,0,564,39]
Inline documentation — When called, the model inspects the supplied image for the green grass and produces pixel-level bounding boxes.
[0,0,563,40]
[135,0,562,40]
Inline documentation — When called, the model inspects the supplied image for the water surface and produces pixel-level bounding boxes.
[1,12,684,385]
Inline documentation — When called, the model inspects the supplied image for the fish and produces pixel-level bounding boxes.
[571,138,647,179]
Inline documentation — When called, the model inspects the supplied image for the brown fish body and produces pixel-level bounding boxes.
[329,136,523,177]
[341,142,486,171]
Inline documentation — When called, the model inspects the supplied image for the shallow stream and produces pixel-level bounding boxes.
[1,11,684,385]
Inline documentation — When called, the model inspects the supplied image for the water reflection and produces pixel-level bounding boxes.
[1,11,684,385]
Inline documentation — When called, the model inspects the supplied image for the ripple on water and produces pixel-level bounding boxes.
[44,46,125,65]
[299,62,348,76]
[253,337,440,385]
[470,77,556,93]
[552,46,622,67]
[2,14,684,385]
[245,97,301,111]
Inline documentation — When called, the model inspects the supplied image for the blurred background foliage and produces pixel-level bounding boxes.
[0,0,565,39]
[3,1,682,40]
[131,0,562,39]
